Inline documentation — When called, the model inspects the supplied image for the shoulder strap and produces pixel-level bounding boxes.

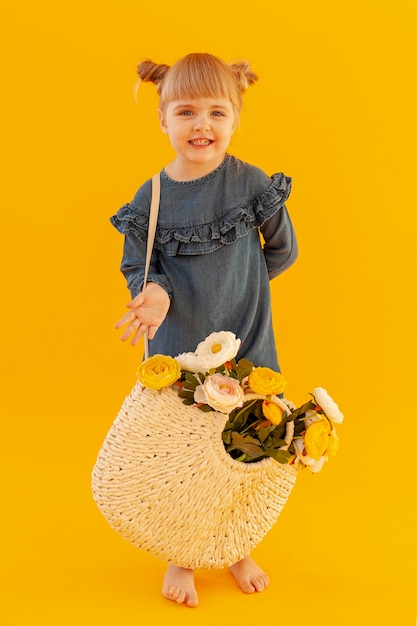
[143,173,161,359]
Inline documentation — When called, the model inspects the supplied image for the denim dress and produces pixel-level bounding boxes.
[110,154,297,370]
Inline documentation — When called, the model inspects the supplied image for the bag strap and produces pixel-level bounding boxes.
[143,173,161,360]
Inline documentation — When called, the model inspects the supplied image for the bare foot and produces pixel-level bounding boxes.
[229,555,269,593]
[162,564,199,607]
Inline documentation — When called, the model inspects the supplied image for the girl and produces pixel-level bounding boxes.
[111,52,298,607]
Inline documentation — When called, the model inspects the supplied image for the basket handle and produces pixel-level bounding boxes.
[143,173,161,360]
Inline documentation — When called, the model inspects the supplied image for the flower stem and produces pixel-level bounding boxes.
[232,400,257,424]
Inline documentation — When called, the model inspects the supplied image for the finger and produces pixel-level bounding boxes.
[114,302,144,328]
[130,323,148,346]
[127,292,145,308]
[147,325,159,341]
[115,308,139,329]
[119,317,141,341]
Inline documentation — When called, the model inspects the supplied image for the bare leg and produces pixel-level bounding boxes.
[162,564,199,607]
[229,555,269,593]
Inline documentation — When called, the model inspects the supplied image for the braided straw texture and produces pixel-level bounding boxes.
[92,383,297,570]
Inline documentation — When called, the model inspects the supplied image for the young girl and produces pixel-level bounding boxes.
[111,52,298,607]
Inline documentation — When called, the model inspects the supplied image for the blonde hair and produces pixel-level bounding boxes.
[137,52,258,115]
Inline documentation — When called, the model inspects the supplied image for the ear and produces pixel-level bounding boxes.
[232,113,240,133]
[158,109,168,134]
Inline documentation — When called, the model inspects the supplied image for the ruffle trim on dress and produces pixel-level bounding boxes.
[110,172,291,256]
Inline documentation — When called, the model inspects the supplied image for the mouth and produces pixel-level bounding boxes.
[189,139,213,146]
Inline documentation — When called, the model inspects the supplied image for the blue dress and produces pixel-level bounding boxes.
[110,154,297,370]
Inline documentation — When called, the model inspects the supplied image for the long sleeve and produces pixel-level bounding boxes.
[120,232,173,300]
[260,204,298,279]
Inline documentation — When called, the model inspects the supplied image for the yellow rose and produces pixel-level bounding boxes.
[262,399,284,425]
[304,418,331,460]
[248,367,287,396]
[326,429,339,457]
[137,355,181,390]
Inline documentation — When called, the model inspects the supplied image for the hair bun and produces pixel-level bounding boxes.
[137,59,171,85]
[229,60,258,90]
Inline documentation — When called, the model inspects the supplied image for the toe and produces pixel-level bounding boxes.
[166,585,184,603]
[174,587,186,604]
[255,574,269,592]
[240,579,256,594]
[186,594,199,608]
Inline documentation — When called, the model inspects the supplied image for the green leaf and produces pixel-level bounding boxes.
[227,400,258,430]
[294,421,306,437]
[222,430,232,445]
[266,449,292,464]
[269,423,286,440]
[232,431,260,446]
[266,438,288,449]
[183,372,199,390]
[258,425,276,443]
[181,397,195,406]
[229,442,264,458]
[236,358,254,382]
[178,390,194,399]
[290,400,317,420]
[197,404,214,413]
[226,432,264,459]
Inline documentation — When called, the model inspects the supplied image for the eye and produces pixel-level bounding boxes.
[211,110,225,117]
[178,109,193,116]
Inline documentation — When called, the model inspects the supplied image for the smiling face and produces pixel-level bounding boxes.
[159,97,237,181]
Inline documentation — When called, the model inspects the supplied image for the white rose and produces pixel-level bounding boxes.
[305,456,327,473]
[175,351,210,373]
[195,331,241,369]
[313,387,344,423]
[194,373,245,414]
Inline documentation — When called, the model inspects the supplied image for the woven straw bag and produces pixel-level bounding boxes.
[92,173,297,569]
[92,383,297,569]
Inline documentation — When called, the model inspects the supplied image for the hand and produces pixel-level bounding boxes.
[115,283,170,346]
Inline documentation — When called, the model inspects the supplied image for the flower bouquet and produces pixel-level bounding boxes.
[137,330,344,474]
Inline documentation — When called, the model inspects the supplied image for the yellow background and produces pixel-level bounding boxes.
[1,1,416,624]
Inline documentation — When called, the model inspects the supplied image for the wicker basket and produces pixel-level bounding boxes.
[92,383,297,570]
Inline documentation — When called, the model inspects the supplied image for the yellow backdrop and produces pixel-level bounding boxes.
[1,1,416,624]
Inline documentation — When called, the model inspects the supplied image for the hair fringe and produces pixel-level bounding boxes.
[135,53,258,112]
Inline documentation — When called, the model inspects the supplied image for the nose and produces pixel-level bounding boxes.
[193,113,210,131]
